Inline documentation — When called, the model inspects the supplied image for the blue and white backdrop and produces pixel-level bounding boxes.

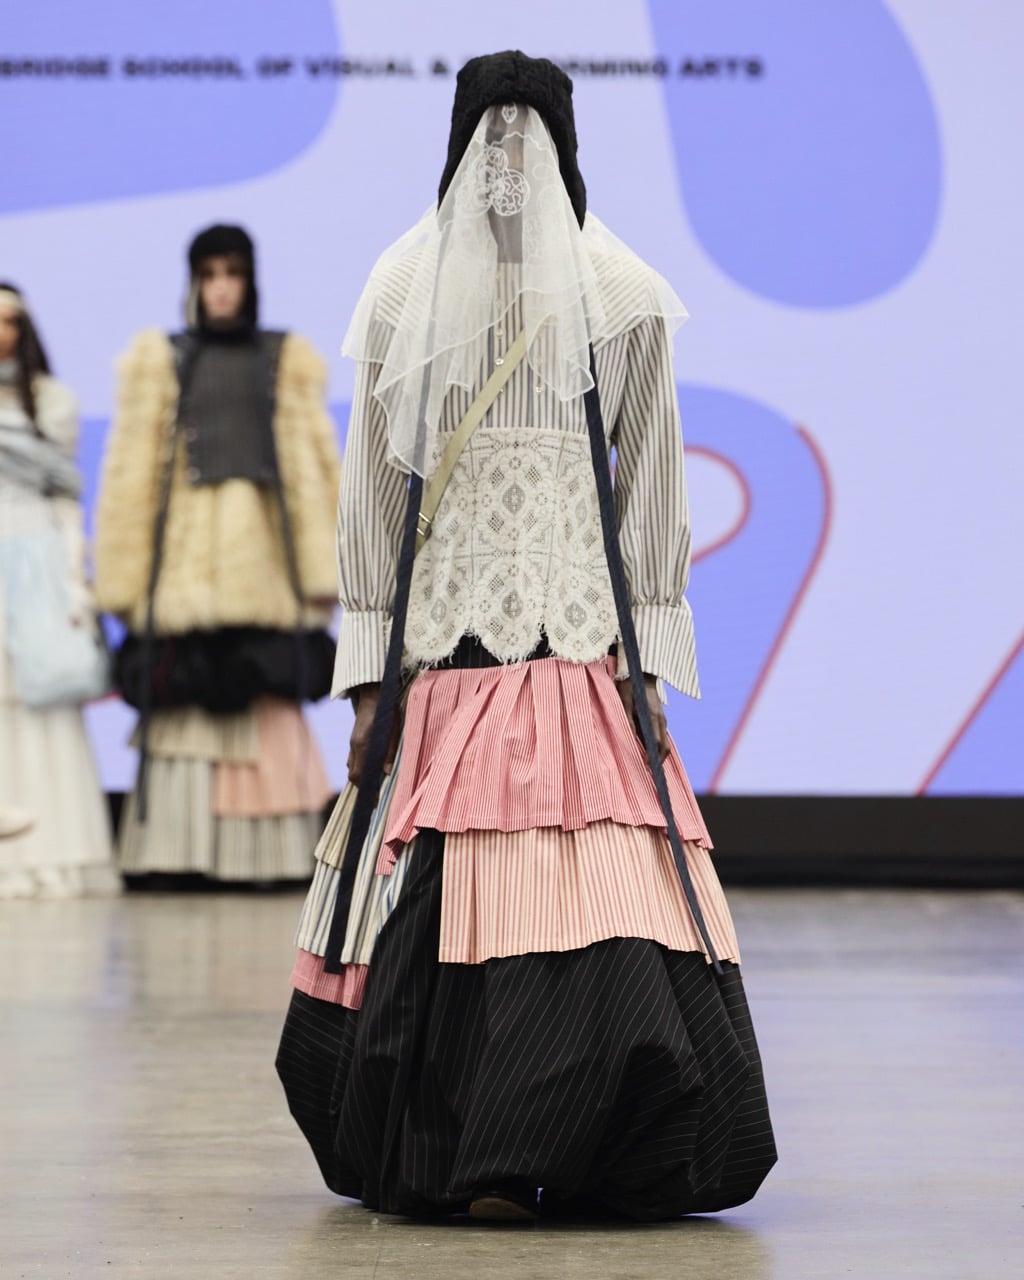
[3,1,1021,796]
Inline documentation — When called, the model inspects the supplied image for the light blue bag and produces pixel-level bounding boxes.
[0,527,111,708]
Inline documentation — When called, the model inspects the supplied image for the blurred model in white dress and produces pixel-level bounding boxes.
[0,283,116,898]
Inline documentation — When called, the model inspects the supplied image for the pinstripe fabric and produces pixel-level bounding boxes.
[289,649,730,1003]
[276,830,776,1219]
[118,756,321,880]
[294,858,352,952]
[334,253,699,699]
[438,823,739,965]
[381,656,710,864]
[313,746,401,872]
[292,819,737,993]
[290,819,736,998]
[276,992,363,1198]
[310,783,355,868]
[333,358,405,694]
[292,746,410,969]
[291,953,368,1007]
[292,841,410,967]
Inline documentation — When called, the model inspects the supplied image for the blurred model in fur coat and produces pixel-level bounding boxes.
[95,226,341,883]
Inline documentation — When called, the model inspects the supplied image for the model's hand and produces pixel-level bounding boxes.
[347,683,401,785]
[617,674,670,762]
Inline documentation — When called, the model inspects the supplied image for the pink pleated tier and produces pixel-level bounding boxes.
[381,655,712,870]
[291,951,368,1007]
[440,821,738,966]
[291,816,737,1011]
[212,697,332,819]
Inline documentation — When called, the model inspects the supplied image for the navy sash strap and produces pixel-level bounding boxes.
[582,347,721,975]
[322,469,423,973]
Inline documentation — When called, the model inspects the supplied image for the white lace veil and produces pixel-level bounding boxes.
[343,103,688,477]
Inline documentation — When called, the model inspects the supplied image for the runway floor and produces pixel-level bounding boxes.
[1,886,1021,1280]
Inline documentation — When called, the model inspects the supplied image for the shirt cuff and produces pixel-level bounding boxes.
[615,601,701,700]
[331,609,392,699]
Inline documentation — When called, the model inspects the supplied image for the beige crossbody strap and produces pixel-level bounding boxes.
[416,329,528,553]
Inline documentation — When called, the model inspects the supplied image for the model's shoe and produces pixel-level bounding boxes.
[0,806,34,840]
[538,1188,612,1221]
[468,1179,539,1221]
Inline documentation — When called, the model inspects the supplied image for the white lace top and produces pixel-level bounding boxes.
[334,251,701,697]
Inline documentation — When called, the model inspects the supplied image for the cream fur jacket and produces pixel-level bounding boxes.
[94,329,341,635]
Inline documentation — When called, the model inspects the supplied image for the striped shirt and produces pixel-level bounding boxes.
[334,250,700,698]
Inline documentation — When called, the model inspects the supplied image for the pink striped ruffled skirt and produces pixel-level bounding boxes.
[293,656,739,1007]
[382,656,712,864]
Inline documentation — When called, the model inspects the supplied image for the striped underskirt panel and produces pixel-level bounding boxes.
[292,819,738,1009]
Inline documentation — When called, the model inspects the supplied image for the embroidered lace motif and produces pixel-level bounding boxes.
[405,428,618,666]
[462,142,530,217]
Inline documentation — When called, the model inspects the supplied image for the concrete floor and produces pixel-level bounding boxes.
[1,888,1021,1280]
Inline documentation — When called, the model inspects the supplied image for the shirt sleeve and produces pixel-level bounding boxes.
[611,316,701,699]
[331,358,408,699]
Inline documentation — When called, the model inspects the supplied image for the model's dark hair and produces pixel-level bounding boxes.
[0,282,52,427]
[186,225,259,331]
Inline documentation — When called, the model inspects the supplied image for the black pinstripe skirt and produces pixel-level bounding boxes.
[276,828,776,1220]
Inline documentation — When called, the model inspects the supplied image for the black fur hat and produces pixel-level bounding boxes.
[186,223,258,329]
[439,51,586,227]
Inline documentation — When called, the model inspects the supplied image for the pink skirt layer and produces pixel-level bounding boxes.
[290,819,737,1012]
[291,950,368,1008]
[381,656,711,870]
[439,822,739,966]
[213,697,332,819]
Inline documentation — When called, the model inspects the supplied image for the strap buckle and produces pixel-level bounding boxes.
[416,511,433,541]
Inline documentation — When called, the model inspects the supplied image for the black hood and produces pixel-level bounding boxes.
[186,223,258,331]
[438,51,586,227]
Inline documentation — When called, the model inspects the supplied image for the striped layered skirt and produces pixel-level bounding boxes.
[277,648,776,1218]
[118,696,331,882]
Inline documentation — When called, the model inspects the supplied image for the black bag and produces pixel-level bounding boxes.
[115,626,335,713]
